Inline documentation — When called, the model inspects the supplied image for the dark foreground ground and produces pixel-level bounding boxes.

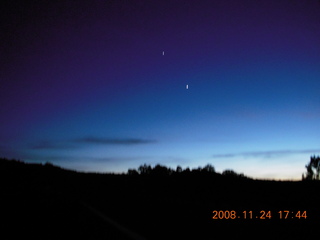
[1,158,319,239]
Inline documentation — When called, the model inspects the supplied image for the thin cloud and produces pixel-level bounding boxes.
[75,137,157,145]
[212,153,237,158]
[30,137,156,150]
[212,149,320,159]
[31,141,77,150]
[243,150,320,158]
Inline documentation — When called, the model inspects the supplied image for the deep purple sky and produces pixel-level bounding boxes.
[1,0,320,179]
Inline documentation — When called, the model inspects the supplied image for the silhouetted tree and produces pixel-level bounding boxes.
[191,167,202,174]
[152,164,171,176]
[176,165,182,173]
[128,169,139,176]
[222,169,244,178]
[183,167,190,173]
[305,162,314,180]
[44,162,54,167]
[312,155,320,180]
[202,164,215,173]
[304,155,320,180]
[138,164,152,175]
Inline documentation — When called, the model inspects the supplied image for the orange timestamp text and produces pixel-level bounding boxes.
[212,210,307,220]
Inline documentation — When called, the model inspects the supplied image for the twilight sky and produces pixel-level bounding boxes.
[1,0,319,180]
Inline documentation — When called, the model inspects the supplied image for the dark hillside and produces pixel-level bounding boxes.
[1,158,319,239]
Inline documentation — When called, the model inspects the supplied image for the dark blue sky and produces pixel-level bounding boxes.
[1,0,320,179]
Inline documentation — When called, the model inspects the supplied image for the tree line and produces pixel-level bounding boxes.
[127,163,246,178]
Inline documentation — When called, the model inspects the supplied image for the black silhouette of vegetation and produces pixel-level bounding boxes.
[128,163,246,179]
[1,157,320,240]
[303,155,320,180]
